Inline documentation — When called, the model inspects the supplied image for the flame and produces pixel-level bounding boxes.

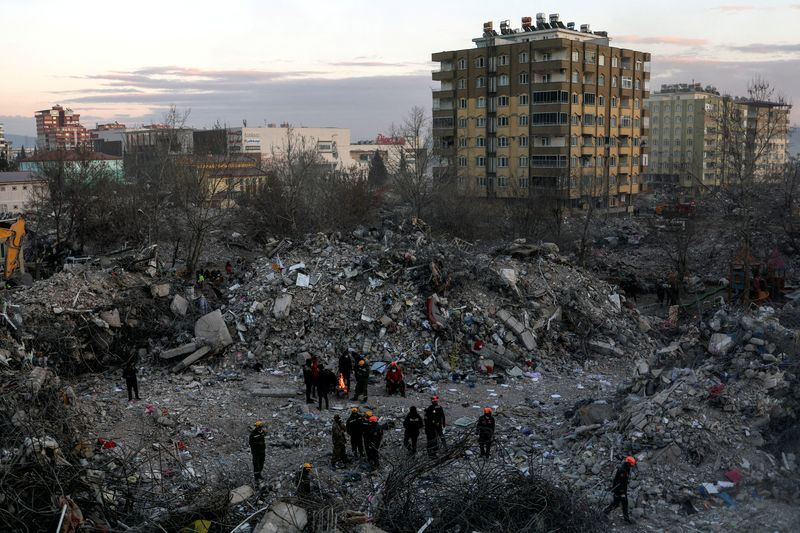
[337,373,348,393]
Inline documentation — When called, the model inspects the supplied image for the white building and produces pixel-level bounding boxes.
[227,126,362,169]
[0,171,44,214]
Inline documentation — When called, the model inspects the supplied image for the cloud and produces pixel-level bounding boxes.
[710,4,756,12]
[729,43,800,54]
[330,60,413,67]
[615,35,709,46]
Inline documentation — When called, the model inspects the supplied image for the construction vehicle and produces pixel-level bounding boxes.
[0,216,26,280]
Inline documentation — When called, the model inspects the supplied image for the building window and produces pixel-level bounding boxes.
[612,56,618,68]
[635,60,642,71]
[634,98,640,109]
[598,74,605,87]
[458,79,466,89]
[458,156,467,167]
[519,177,529,188]
[11,186,17,191]
[499,74,510,86]
[458,118,467,128]
[611,116,617,127]
[621,115,632,127]
[498,95,509,106]
[519,115,529,126]
[519,52,529,63]
[531,155,567,167]
[687,104,694,112]
[635,78,641,89]
[478,177,487,187]
[459,98,467,109]
[519,72,529,84]
[583,113,595,125]
[498,55,509,66]
[598,115,605,126]
[571,135,578,146]
[458,137,467,147]
[571,114,578,125]
[599,54,605,66]
[498,157,509,168]
[634,116,641,128]
[572,51,579,62]
[519,94,529,105]
[477,136,486,147]
[519,136,529,147]
[477,117,486,128]
[497,176,508,187]
[477,97,486,108]
[532,112,568,125]
[571,93,578,105]
[475,57,485,68]
[540,52,552,61]
[540,136,550,146]
[611,96,617,107]
[621,76,633,89]
[477,76,486,88]
[477,156,486,167]
[571,156,578,167]
[458,58,467,69]
[540,73,551,83]
[498,136,509,147]
[533,90,569,104]
[612,76,617,87]
[599,95,605,106]
[584,93,596,105]
[572,71,579,83]
[498,116,509,126]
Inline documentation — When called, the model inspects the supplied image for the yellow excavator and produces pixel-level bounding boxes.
[0,216,26,280]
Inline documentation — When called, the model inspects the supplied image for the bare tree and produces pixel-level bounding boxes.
[386,107,438,219]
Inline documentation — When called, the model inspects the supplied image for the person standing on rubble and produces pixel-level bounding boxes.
[603,456,636,524]
[385,361,406,397]
[332,414,349,467]
[249,420,267,484]
[338,349,353,392]
[310,355,320,398]
[317,363,334,410]
[424,395,446,456]
[297,463,313,495]
[302,359,314,404]
[352,358,370,402]
[346,407,364,458]
[122,362,140,402]
[403,406,424,454]
[364,415,383,469]
[476,407,496,457]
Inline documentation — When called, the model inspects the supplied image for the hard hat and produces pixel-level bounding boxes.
[351,407,359,413]
[255,420,264,427]
[369,416,378,423]
[483,407,492,414]
[390,361,397,367]
[624,456,637,466]
[365,410,373,417]
[431,395,439,402]
[358,359,366,366]
[303,463,312,470]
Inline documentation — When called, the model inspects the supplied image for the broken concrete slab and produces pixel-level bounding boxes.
[254,501,308,533]
[229,484,254,505]
[150,283,171,298]
[587,340,624,357]
[497,309,537,350]
[708,333,735,356]
[160,342,198,360]
[273,294,293,319]
[576,401,616,426]
[194,310,233,349]
[172,346,211,373]
[170,295,189,316]
[99,309,122,328]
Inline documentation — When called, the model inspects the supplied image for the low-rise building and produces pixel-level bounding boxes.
[227,125,358,169]
[20,151,124,181]
[0,171,45,214]
[89,122,127,156]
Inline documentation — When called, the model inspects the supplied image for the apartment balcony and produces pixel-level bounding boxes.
[432,69,455,81]
[532,58,570,72]
[432,51,455,62]
[530,124,569,135]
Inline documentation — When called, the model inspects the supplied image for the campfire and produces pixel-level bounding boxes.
[336,373,349,397]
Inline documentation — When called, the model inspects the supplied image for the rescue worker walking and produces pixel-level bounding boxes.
[424,395,446,456]
[603,456,637,523]
[476,407,496,457]
[364,415,383,469]
[352,358,370,402]
[249,420,267,483]
[346,407,364,458]
[338,349,353,392]
[317,363,334,410]
[297,463,313,495]
[332,414,348,467]
[403,406,424,454]
[385,361,406,397]
[302,359,314,404]
[122,362,140,402]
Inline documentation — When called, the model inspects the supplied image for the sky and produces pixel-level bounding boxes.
[1,0,799,141]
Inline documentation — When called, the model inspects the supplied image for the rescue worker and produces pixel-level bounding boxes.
[603,456,637,523]
[346,407,364,457]
[385,361,406,397]
[302,359,314,404]
[352,358,370,402]
[316,362,334,410]
[364,415,383,469]
[424,395,446,456]
[297,463,313,495]
[476,407,496,457]
[249,420,267,483]
[338,349,353,392]
[332,414,348,467]
[310,355,320,398]
[225,261,233,277]
[123,362,140,402]
[403,406,424,454]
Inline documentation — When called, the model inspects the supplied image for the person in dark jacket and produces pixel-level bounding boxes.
[249,420,267,483]
[317,363,335,410]
[332,414,348,467]
[476,407,496,457]
[603,456,636,523]
[123,363,140,401]
[352,358,370,402]
[403,406,424,454]
[363,415,383,468]
[338,349,353,392]
[297,463,313,495]
[424,395,446,456]
[385,361,406,397]
[310,355,320,398]
[346,407,364,457]
[302,359,314,404]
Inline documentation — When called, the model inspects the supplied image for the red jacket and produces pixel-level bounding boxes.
[386,367,404,383]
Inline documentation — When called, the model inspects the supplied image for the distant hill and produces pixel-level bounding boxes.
[6,134,36,149]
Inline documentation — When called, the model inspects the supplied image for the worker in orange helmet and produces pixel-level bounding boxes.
[476,407,496,457]
[424,395,446,456]
[364,415,383,469]
[352,357,370,402]
[603,456,637,523]
[385,361,406,397]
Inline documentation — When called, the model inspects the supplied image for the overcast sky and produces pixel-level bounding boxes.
[1,0,799,140]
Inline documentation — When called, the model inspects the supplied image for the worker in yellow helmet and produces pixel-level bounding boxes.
[352,357,370,402]
[249,420,266,484]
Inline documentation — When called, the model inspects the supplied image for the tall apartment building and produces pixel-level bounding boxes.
[431,14,650,209]
[645,83,791,192]
[0,123,10,163]
[35,105,90,151]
